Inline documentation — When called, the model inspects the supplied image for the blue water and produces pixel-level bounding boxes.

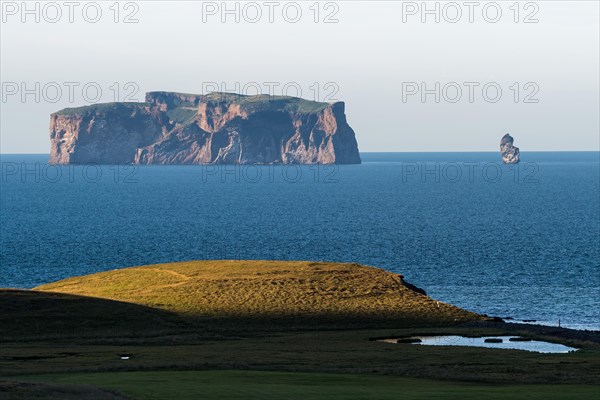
[1,152,599,330]
[379,336,577,353]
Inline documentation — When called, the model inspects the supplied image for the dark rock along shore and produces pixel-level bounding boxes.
[49,92,361,165]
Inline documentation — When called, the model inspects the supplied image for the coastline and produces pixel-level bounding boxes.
[1,153,599,334]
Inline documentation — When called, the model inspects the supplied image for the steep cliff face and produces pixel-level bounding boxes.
[49,103,164,164]
[500,133,520,164]
[49,92,361,165]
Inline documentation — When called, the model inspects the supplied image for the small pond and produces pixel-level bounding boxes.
[378,336,577,353]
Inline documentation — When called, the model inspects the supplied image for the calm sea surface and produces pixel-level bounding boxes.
[1,152,598,330]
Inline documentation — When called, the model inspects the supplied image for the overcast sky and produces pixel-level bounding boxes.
[1,0,598,153]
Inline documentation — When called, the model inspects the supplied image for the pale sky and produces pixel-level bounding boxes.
[1,0,599,153]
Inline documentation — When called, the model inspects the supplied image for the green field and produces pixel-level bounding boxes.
[12,370,600,400]
[1,261,599,399]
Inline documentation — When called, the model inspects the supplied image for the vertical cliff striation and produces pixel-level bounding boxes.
[49,92,361,165]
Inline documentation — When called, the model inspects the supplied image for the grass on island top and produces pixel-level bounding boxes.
[52,102,148,117]
[53,92,331,117]
[198,92,332,113]
[10,370,600,400]
[34,260,481,326]
[147,91,332,113]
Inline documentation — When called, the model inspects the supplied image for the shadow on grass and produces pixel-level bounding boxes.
[0,380,131,400]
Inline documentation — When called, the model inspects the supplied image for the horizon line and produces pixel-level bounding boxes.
[1,151,599,155]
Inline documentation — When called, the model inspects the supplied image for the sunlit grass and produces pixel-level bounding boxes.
[35,260,482,325]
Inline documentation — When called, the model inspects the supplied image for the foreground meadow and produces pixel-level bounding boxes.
[1,261,599,399]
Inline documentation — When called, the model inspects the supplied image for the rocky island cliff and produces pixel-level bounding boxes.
[49,92,361,165]
[500,133,520,164]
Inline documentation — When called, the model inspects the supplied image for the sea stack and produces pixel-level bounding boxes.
[49,92,361,165]
[500,133,520,164]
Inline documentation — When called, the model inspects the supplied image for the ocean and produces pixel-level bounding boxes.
[1,152,598,330]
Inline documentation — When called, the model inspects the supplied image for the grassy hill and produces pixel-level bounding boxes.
[35,261,481,327]
[2,261,600,391]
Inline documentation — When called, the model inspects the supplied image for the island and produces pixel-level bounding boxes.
[48,92,361,165]
[500,133,520,164]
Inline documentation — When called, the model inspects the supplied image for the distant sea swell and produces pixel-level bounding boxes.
[1,152,598,330]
